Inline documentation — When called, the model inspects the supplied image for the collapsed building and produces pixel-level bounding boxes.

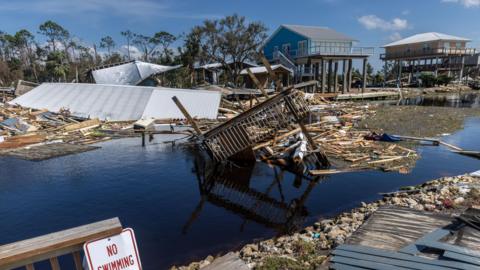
[9,83,221,121]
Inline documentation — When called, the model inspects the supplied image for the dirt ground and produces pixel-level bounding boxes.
[359,105,480,138]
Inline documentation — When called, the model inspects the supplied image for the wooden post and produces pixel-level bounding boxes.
[172,96,202,136]
[141,132,145,147]
[362,58,367,93]
[333,61,339,93]
[342,59,347,94]
[321,59,326,93]
[260,56,283,92]
[347,59,353,92]
[49,257,60,270]
[460,55,465,84]
[246,68,268,98]
[73,251,83,270]
[397,60,402,87]
[327,59,333,92]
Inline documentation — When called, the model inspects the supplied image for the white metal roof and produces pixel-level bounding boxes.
[240,64,293,75]
[9,83,221,121]
[143,88,221,119]
[384,32,471,47]
[92,61,182,85]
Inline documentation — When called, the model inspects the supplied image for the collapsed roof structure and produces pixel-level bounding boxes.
[89,60,182,86]
[9,83,221,121]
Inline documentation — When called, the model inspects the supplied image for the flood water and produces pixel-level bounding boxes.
[1,118,480,269]
[399,92,480,108]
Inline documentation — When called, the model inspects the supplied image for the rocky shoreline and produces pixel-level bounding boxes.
[172,172,480,270]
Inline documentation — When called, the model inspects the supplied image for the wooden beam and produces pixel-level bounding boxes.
[260,56,283,92]
[172,96,202,136]
[246,68,269,98]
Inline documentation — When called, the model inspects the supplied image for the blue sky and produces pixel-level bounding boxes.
[0,0,479,70]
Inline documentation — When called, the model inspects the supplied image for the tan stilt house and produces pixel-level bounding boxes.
[381,32,477,85]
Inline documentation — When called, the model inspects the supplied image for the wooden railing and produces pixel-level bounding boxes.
[0,218,123,270]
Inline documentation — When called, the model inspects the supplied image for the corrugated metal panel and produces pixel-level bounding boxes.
[143,87,221,119]
[10,83,221,121]
[92,61,182,85]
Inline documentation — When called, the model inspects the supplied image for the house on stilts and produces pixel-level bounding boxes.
[262,24,374,93]
[381,32,478,85]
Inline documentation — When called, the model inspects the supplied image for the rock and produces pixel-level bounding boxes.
[454,197,465,205]
[313,222,321,230]
[198,259,211,268]
[241,246,254,257]
[327,227,345,240]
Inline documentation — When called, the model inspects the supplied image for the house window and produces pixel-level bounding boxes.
[456,42,462,48]
[444,42,450,49]
[282,43,291,56]
[298,40,307,56]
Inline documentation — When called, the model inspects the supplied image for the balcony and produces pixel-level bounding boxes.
[380,47,477,60]
[270,45,374,61]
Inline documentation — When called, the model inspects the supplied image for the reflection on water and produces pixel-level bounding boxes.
[399,92,480,108]
[184,152,321,235]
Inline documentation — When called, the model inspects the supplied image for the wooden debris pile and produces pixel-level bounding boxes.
[253,101,418,174]
[0,104,132,153]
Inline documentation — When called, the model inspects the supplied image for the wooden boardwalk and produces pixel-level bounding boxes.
[346,206,480,251]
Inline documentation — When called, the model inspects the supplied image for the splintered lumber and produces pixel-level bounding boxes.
[439,141,463,151]
[0,134,47,149]
[309,169,357,176]
[393,135,440,144]
[63,118,101,132]
[218,107,240,114]
[172,96,202,136]
[246,68,268,98]
[367,156,405,164]
[260,56,283,92]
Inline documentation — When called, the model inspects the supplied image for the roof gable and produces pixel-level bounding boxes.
[282,25,357,42]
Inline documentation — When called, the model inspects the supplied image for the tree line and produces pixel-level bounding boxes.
[0,14,267,88]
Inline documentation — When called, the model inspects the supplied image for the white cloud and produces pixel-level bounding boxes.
[389,32,402,41]
[442,0,480,7]
[358,15,408,31]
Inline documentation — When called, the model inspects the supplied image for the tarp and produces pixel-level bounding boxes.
[92,61,182,85]
[9,83,221,121]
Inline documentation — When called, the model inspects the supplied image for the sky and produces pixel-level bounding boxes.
[0,0,479,70]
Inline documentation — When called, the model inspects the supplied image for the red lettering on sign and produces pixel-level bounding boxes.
[106,244,118,257]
